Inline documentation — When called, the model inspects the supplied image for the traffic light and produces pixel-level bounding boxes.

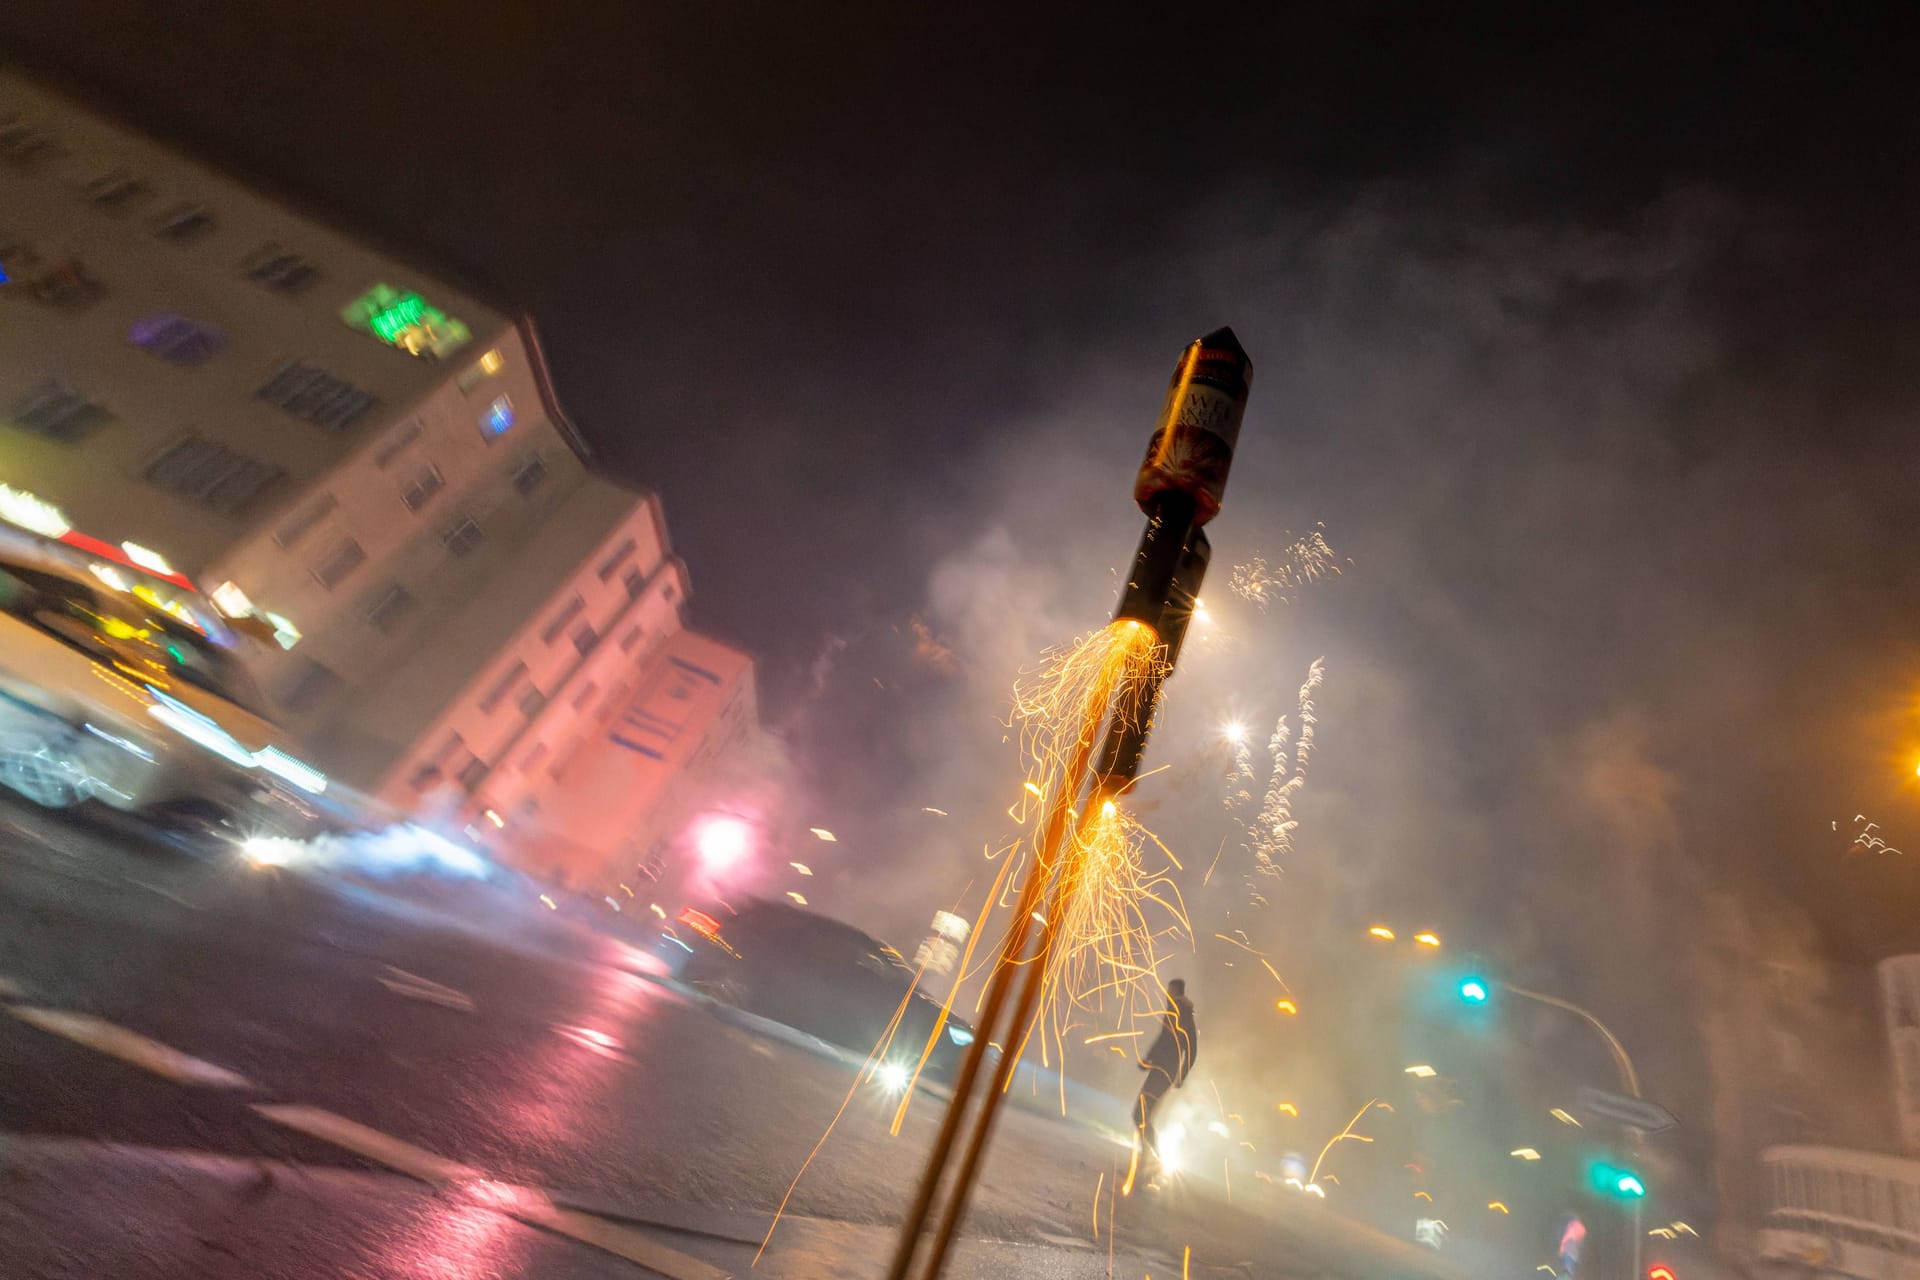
[1648,1267,1677,1280]
[1459,976,1490,1003]
[1589,1160,1646,1198]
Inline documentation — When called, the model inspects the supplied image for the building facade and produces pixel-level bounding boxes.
[0,70,759,873]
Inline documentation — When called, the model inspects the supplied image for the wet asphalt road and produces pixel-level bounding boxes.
[0,800,1446,1279]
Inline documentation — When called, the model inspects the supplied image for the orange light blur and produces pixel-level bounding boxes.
[1368,925,1395,941]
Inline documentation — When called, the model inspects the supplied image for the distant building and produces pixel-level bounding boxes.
[0,70,759,872]
[1750,954,1920,1280]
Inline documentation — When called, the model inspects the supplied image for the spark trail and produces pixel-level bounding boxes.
[1228,525,1343,611]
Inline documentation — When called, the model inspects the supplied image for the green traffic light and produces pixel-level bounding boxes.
[1459,977,1490,1003]
[1590,1161,1646,1199]
[1616,1173,1646,1198]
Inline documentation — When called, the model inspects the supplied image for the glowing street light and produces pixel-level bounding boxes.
[1368,925,1396,941]
[1511,1147,1542,1161]
[1405,1064,1438,1078]
[1222,720,1248,743]
[1414,931,1442,948]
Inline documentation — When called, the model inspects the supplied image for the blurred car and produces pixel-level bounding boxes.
[666,897,976,1083]
[0,542,328,844]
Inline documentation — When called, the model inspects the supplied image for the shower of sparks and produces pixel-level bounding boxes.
[1227,525,1343,612]
[1228,658,1326,899]
[1846,815,1906,856]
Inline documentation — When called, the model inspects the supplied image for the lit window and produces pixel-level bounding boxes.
[480,348,505,374]
[399,464,444,512]
[152,203,217,244]
[273,494,338,548]
[129,312,226,366]
[481,395,515,437]
[6,380,113,443]
[341,283,471,359]
[440,516,483,557]
[512,454,548,497]
[145,435,285,516]
[311,538,367,590]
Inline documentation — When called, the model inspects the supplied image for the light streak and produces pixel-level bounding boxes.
[787,891,808,906]
[1368,925,1396,941]
[1227,525,1342,612]
[809,827,837,841]
[1405,1064,1437,1078]
[1413,931,1441,947]
[1415,1191,1433,1202]
[1309,1098,1386,1184]
[1489,1201,1510,1214]
[1275,999,1297,1015]
[1092,1171,1103,1238]
[922,807,948,816]
[1277,1102,1298,1116]
[538,895,556,910]
[1511,1147,1542,1160]
[1847,815,1906,856]
[790,861,813,875]
[1550,1107,1581,1127]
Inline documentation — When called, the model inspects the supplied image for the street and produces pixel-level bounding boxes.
[0,801,1449,1280]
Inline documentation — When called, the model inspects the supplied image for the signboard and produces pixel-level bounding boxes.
[1576,1086,1677,1133]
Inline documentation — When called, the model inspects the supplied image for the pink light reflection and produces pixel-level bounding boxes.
[693,813,754,877]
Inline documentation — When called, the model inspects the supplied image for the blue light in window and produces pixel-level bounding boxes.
[482,395,515,437]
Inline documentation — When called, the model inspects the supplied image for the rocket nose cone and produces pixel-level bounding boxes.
[1196,326,1249,362]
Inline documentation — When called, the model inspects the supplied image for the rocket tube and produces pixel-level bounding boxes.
[1095,529,1210,791]
[1133,326,1252,526]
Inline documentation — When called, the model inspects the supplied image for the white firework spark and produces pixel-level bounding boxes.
[1232,659,1327,898]
[1846,815,1906,856]
[1229,525,1344,612]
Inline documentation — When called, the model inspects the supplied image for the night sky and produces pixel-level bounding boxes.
[8,4,1920,1151]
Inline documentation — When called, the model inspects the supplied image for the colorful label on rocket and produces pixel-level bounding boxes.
[1134,425,1233,522]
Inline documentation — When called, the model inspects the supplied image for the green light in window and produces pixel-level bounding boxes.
[341,283,472,359]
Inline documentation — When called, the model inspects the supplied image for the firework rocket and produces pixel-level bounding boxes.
[1099,327,1251,790]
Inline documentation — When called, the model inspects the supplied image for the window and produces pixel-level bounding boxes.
[128,312,226,366]
[571,622,599,656]
[440,516,483,557]
[541,596,584,644]
[399,464,444,512]
[480,661,528,713]
[373,421,423,468]
[480,395,515,437]
[31,258,105,309]
[311,538,367,590]
[511,454,548,497]
[145,435,284,516]
[242,242,320,295]
[571,680,599,711]
[622,565,646,600]
[518,685,547,718]
[457,348,505,392]
[0,119,64,170]
[274,656,342,713]
[6,380,113,443]
[365,584,416,632]
[457,756,490,792]
[84,169,150,212]
[521,741,549,771]
[152,203,216,244]
[597,538,639,582]
[274,494,338,549]
[257,361,378,430]
[340,283,471,359]
[619,626,643,654]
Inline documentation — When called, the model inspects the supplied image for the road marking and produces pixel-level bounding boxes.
[254,1106,729,1278]
[9,1007,251,1087]
[250,1105,481,1183]
[376,965,476,1013]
